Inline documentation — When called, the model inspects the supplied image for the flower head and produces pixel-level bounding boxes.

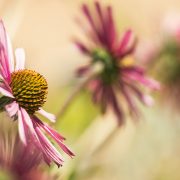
[0,20,74,167]
[75,1,160,125]
[0,115,55,180]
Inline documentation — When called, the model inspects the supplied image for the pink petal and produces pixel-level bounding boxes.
[34,116,66,141]
[0,20,11,80]
[106,5,117,49]
[5,101,18,117]
[15,48,25,71]
[74,41,90,54]
[108,87,124,125]
[42,124,74,157]
[125,82,155,107]
[20,108,36,135]
[123,70,161,90]
[76,65,91,76]
[35,126,64,166]
[37,108,56,123]
[6,33,14,73]
[82,4,104,44]
[142,95,154,106]
[18,110,27,145]
[0,87,14,98]
[116,30,132,56]
[119,82,139,118]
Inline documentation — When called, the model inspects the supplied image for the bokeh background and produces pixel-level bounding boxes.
[0,0,180,179]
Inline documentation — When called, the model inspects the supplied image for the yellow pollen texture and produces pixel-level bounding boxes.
[119,55,135,68]
[10,69,48,114]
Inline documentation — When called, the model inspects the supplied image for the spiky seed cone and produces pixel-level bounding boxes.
[10,69,48,114]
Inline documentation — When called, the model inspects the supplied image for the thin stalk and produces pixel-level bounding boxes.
[56,62,103,120]
[56,73,96,120]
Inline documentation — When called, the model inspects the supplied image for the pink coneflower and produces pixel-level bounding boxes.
[75,1,160,125]
[0,116,54,180]
[0,20,74,167]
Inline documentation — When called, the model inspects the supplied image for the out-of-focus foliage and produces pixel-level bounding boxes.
[0,170,11,180]
[48,86,99,141]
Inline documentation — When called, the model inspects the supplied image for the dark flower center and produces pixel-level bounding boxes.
[92,49,119,84]
[10,69,48,114]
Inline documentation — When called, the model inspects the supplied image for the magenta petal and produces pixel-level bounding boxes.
[5,101,18,117]
[127,72,160,90]
[82,4,104,44]
[92,82,103,103]
[33,116,74,158]
[106,6,117,49]
[76,65,91,76]
[35,127,64,167]
[127,83,154,106]
[108,87,124,125]
[74,41,90,54]
[116,30,132,57]
[118,82,139,118]
[18,110,27,145]
[33,116,66,141]
[0,20,11,81]
[37,122,74,157]
[122,67,160,90]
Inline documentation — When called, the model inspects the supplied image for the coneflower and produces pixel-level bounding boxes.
[0,114,60,180]
[0,20,74,167]
[74,1,160,125]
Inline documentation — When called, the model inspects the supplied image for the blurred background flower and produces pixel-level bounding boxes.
[0,0,180,180]
[74,1,159,125]
[136,11,180,110]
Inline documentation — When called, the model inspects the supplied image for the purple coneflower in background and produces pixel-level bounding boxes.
[0,20,74,167]
[75,1,160,125]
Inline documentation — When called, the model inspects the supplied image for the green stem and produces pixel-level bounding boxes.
[56,73,96,120]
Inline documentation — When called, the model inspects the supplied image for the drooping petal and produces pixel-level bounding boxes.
[108,86,124,125]
[126,83,155,106]
[15,48,25,71]
[33,116,66,142]
[40,123,74,157]
[20,108,36,135]
[119,82,139,118]
[5,101,18,117]
[92,81,103,103]
[34,126,64,167]
[0,87,14,98]
[37,108,56,123]
[18,110,27,145]
[122,67,160,90]
[126,72,160,90]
